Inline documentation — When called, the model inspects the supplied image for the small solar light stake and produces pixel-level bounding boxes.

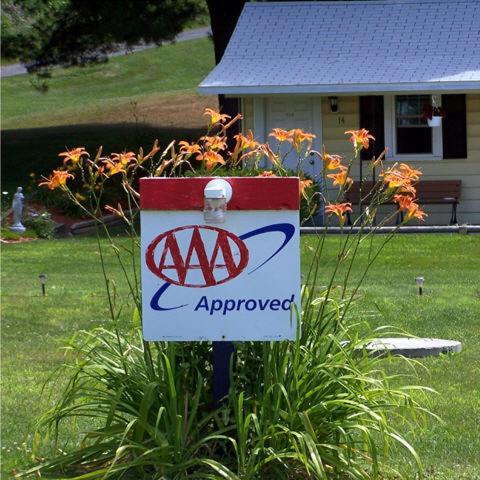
[415,276,424,296]
[39,274,48,296]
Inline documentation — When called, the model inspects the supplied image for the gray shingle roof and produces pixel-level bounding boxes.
[199,0,480,94]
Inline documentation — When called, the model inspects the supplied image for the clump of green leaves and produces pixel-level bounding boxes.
[23,292,430,479]
[23,212,56,239]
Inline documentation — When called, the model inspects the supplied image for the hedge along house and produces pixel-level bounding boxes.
[199,0,480,225]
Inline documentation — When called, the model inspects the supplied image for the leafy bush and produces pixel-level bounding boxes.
[23,212,55,239]
[27,304,427,479]
[22,110,432,479]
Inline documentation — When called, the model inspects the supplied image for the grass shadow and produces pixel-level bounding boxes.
[1,123,204,192]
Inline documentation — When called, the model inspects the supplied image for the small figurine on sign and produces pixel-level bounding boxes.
[10,187,26,233]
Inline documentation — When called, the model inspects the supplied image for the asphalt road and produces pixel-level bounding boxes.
[1,26,211,78]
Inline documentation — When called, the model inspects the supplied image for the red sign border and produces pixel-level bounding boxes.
[140,177,300,211]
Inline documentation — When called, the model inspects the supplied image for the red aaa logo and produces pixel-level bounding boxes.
[146,225,249,288]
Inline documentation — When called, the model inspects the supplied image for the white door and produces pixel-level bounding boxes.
[265,97,321,178]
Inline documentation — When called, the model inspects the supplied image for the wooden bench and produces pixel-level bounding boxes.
[345,180,462,225]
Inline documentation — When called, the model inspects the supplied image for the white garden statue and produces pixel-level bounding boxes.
[10,187,26,233]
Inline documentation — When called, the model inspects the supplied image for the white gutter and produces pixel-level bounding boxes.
[198,81,480,96]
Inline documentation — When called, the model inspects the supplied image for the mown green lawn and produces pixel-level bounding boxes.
[1,38,214,129]
[1,234,479,479]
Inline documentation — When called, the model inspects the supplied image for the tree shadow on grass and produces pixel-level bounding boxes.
[1,123,204,192]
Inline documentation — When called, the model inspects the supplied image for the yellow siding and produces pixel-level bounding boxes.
[242,98,254,133]
[321,96,361,177]
[241,94,480,225]
[321,94,480,225]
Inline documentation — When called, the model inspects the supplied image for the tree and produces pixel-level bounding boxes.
[2,0,206,70]
[1,0,55,60]
[3,0,246,135]
[205,0,246,137]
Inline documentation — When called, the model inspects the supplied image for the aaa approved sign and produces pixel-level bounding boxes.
[140,177,300,341]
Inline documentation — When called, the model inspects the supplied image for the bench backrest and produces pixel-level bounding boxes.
[416,180,462,202]
[345,180,462,204]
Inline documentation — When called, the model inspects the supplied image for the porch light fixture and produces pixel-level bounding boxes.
[415,276,424,296]
[328,96,338,113]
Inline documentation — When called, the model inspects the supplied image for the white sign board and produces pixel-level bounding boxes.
[140,177,300,341]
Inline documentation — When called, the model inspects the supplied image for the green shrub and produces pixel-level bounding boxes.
[25,294,429,479]
[23,212,55,239]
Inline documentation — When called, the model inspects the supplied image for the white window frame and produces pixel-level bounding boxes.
[384,95,443,161]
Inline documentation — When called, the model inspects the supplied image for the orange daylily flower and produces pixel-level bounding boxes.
[230,131,258,164]
[204,108,231,127]
[299,178,313,197]
[289,129,316,150]
[345,129,375,150]
[59,147,89,165]
[382,171,406,190]
[398,163,422,182]
[327,166,353,188]
[325,202,353,225]
[201,135,227,151]
[322,153,343,171]
[393,194,415,211]
[111,151,136,167]
[257,143,280,166]
[381,163,422,190]
[178,141,202,155]
[103,159,127,176]
[259,170,276,177]
[196,151,225,171]
[405,202,427,221]
[39,170,74,190]
[269,128,291,142]
[234,131,258,150]
[393,193,426,221]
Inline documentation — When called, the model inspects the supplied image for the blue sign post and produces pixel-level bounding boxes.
[212,341,235,407]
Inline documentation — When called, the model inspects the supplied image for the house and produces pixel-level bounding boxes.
[199,0,480,225]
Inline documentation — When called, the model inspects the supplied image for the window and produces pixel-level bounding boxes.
[395,95,432,154]
[384,95,443,160]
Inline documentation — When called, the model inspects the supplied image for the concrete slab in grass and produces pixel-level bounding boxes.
[361,337,462,358]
